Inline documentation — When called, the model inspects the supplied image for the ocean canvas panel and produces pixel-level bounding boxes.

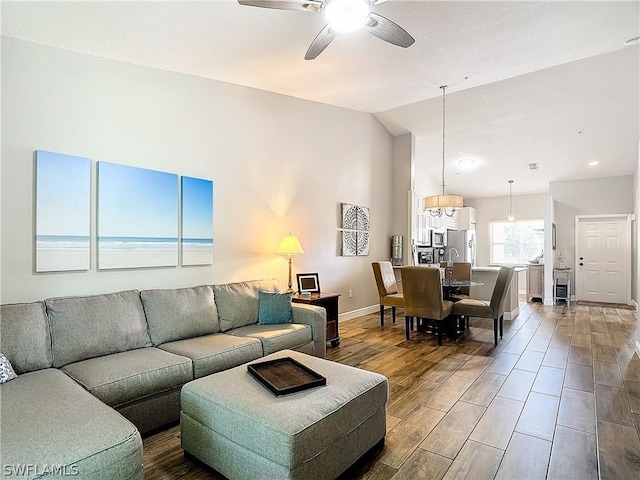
[181,176,214,266]
[98,161,178,269]
[35,151,91,272]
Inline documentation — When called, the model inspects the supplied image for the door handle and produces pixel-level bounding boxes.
[579,263,584,266]
[579,257,584,260]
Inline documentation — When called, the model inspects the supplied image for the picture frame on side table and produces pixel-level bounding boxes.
[297,273,320,294]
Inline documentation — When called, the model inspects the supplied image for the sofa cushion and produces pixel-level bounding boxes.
[0,302,53,374]
[0,352,17,384]
[258,291,293,325]
[46,290,152,368]
[61,347,192,408]
[0,369,143,480]
[159,333,263,379]
[141,286,220,345]
[230,324,313,356]
[213,279,280,332]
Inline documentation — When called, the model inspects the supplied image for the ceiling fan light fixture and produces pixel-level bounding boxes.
[325,0,370,33]
[624,36,640,46]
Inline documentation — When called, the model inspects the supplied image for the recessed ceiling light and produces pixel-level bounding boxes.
[457,158,477,170]
[527,163,539,171]
[588,161,600,166]
[624,36,640,46]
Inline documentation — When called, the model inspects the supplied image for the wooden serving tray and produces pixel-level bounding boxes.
[247,357,326,396]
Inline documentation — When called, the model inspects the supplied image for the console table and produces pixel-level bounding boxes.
[292,293,341,347]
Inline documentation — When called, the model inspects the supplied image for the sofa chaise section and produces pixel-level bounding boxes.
[0,302,143,479]
[1,369,143,480]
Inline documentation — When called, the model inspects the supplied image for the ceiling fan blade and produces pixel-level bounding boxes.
[362,12,415,48]
[305,25,337,60]
[238,0,323,12]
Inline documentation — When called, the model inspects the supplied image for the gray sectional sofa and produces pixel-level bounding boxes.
[0,279,327,480]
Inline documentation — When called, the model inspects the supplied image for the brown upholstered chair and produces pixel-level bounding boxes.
[372,261,404,326]
[452,266,515,345]
[440,261,472,299]
[401,266,453,344]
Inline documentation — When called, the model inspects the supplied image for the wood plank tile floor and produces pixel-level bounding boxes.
[143,302,640,480]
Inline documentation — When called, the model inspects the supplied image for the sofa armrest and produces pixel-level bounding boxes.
[292,304,326,358]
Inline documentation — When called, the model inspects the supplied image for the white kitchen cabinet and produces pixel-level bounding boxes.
[457,207,477,230]
[429,211,457,230]
[527,264,544,301]
[416,212,431,245]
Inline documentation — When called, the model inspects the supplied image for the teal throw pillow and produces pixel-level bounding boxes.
[258,291,293,325]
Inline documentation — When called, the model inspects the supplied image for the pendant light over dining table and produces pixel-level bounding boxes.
[424,85,463,217]
[507,180,515,222]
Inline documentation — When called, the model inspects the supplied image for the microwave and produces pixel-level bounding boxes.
[431,230,447,248]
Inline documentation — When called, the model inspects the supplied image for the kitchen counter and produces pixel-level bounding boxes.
[472,266,501,273]
[471,266,519,320]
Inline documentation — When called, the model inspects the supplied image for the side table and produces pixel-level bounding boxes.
[292,293,341,347]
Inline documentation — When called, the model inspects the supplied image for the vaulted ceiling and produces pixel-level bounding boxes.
[2,1,639,198]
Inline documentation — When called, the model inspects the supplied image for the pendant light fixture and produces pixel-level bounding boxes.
[424,85,463,217]
[507,180,515,222]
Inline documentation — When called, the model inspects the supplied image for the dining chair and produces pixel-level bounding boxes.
[401,266,453,344]
[371,261,404,326]
[452,266,514,346]
[439,261,472,300]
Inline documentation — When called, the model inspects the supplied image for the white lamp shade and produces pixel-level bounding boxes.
[275,235,305,255]
[424,194,464,210]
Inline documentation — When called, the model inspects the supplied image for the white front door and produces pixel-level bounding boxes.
[575,215,630,304]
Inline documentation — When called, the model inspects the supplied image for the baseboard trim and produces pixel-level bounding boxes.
[544,298,554,306]
[339,304,380,322]
[504,305,520,321]
[631,299,638,310]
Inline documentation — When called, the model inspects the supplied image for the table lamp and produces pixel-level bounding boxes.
[275,234,305,293]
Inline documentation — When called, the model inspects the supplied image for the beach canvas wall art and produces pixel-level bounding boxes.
[181,176,214,266]
[98,162,178,269]
[35,150,91,272]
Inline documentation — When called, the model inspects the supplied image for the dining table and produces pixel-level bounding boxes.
[441,278,484,335]
[441,279,483,300]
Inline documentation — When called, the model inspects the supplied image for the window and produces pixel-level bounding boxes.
[490,220,544,265]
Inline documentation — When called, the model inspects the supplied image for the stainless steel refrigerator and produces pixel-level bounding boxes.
[446,230,477,266]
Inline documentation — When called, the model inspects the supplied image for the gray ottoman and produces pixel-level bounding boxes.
[180,350,388,480]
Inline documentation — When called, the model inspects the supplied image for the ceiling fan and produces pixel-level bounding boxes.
[237,0,415,60]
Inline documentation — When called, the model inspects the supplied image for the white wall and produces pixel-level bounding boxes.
[636,141,640,351]
[550,176,634,214]
[549,175,635,297]
[1,38,395,310]
[413,134,442,198]
[465,194,546,266]
[391,133,413,265]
